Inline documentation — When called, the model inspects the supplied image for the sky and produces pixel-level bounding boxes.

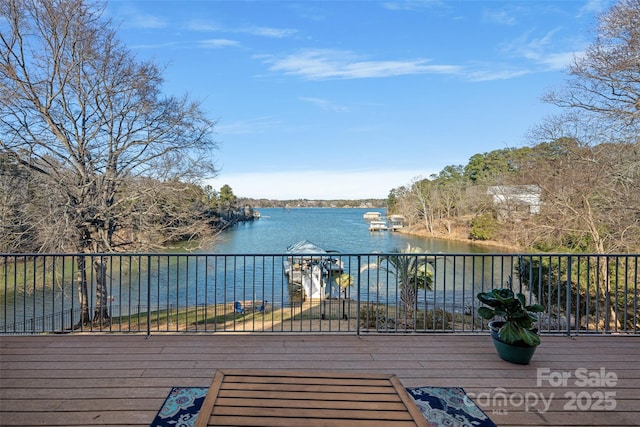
[108,0,614,200]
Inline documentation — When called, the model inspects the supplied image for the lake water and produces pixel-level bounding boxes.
[209,207,494,254]
[2,208,509,331]
[190,208,509,311]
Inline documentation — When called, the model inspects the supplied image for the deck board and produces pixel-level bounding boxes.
[0,334,639,426]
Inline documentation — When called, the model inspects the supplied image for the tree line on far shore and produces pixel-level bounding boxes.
[236,198,385,209]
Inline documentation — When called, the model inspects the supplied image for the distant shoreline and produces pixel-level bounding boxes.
[397,224,522,253]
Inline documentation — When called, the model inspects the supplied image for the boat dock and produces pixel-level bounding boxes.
[368,220,389,232]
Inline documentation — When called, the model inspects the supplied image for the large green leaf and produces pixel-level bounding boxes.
[526,303,545,313]
[498,322,522,344]
[520,328,541,346]
[477,307,495,320]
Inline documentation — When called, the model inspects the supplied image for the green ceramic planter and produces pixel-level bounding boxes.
[489,321,538,365]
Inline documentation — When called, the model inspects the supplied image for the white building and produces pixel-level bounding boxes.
[487,185,541,220]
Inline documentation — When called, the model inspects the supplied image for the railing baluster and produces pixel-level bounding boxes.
[146,256,151,336]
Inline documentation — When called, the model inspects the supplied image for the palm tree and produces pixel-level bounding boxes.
[335,273,354,298]
[362,244,435,325]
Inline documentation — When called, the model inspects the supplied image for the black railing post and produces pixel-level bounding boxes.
[356,256,361,337]
[147,256,152,337]
[566,255,572,336]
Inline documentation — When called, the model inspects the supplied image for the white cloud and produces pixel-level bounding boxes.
[206,169,429,199]
[199,39,241,49]
[535,51,576,71]
[465,67,531,82]
[116,6,168,29]
[499,28,580,72]
[483,9,517,26]
[185,20,222,32]
[261,48,554,83]
[299,97,349,112]
[261,49,461,80]
[129,41,182,50]
[382,1,445,12]
[578,0,611,17]
[246,26,297,38]
[186,20,296,38]
[216,116,284,135]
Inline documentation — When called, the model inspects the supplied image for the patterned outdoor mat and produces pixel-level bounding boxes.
[150,387,207,427]
[150,386,496,427]
[406,386,497,427]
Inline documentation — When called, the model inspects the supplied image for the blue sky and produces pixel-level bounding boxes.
[109,0,612,199]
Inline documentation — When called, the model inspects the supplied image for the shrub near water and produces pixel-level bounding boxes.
[470,213,496,241]
[359,304,454,331]
[416,309,453,330]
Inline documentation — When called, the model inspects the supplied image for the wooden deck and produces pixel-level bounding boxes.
[0,334,638,426]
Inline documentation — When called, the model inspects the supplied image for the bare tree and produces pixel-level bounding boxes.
[531,0,640,252]
[388,185,417,224]
[529,122,639,252]
[430,166,467,234]
[524,118,639,330]
[0,154,36,252]
[544,0,640,138]
[0,0,217,326]
[409,177,436,235]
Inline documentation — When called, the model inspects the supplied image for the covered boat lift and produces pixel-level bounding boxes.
[283,240,344,300]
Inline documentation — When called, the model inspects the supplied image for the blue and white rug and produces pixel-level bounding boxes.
[150,387,208,427]
[151,386,496,427]
[407,386,497,427]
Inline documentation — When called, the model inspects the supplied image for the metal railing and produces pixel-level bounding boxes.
[1,253,638,335]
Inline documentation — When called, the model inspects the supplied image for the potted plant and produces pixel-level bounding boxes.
[477,284,545,364]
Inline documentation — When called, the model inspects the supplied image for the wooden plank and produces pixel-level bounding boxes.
[220,369,396,380]
[223,373,394,385]
[211,405,414,420]
[0,411,158,426]
[0,398,164,412]
[214,396,407,410]
[194,370,225,427]
[218,389,402,402]
[220,382,400,394]
[207,415,418,427]
[390,374,430,427]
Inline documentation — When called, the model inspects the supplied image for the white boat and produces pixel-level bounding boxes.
[369,220,388,231]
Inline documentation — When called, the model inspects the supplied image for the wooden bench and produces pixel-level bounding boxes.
[195,369,428,427]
